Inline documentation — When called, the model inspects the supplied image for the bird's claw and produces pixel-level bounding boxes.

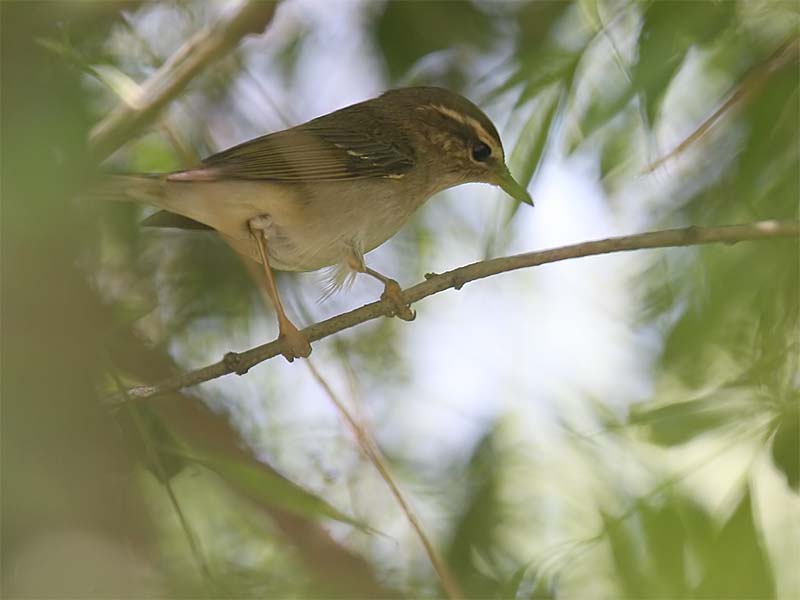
[381,280,416,322]
[278,323,312,362]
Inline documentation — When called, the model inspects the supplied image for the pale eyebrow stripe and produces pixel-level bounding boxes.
[419,104,504,159]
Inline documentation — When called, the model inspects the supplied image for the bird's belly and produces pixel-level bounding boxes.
[266,207,404,272]
[222,212,355,273]
[160,179,419,272]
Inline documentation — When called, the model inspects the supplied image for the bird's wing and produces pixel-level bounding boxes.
[170,115,415,182]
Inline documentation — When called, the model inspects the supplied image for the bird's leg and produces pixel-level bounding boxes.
[248,216,311,362]
[346,253,415,321]
[367,267,416,322]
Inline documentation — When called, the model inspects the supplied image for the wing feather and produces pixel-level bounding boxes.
[197,109,415,182]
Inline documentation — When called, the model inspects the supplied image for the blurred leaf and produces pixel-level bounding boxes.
[500,563,530,600]
[770,399,800,492]
[633,0,735,123]
[505,86,563,224]
[183,452,372,532]
[375,0,494,81]
[446,429,503,598]
[639,501,690,598]
[495,49,581,106]
[657,238,798,389]
[572,0,737,150]
[275,26,307,80]
[500,564,554,600]
[601,493,723,599]
[488,2,578,106]
[577,0,602,32]
[602,509,650,598]
[570,89,632,153]
[732,59,799,220]
[599,112,638,191]
[518,51,580,105]
[629,392,754,446]
[515,1,573,60]
[119,404,190,482]
[694,487,776,598]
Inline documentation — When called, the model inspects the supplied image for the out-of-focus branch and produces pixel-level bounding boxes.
[110,219,800,403]
[306,359,464,600]
[89,0,279,161]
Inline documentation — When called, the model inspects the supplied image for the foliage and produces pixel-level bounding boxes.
[2,1,798,598]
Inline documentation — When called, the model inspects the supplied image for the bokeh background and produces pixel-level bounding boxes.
[2,1,798,598]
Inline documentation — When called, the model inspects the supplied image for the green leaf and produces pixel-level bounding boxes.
[499,564,554,600]
[445,429,503,598]
[634,0,735,123]
[602,509,651,598]
[495,50,580,107]
[601,494,718,598]
[656,236,798,390]
[599,112,639,193]
[519,52,580,106]
[374,0,494,81]
[120,404,189,483]
[181,452,373,532]
[571,0,737,150]
[639,501,691,598]
[500,563,530,600]
[694,487,776,598]
[275,26,307,80]
[515,1,573,61]
[505,86,563,225]
[770,400,800,492]
[733,63,800,219]
[628,393,750,446]
[569,88,633,153]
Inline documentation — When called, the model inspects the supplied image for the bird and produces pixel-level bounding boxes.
[106,86,533,362]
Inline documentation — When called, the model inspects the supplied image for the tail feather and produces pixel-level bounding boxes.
[140,210,213,230]
[87,174,166,204]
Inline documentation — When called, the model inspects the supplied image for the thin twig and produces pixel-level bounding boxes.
[90,0,279,161]
[305,360,464,600]
[108,219,800,404]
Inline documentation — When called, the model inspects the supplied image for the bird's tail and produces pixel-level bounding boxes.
[86,174,166,205]
[87,174,214,231]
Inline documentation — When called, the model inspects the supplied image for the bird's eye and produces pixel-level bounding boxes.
[471,142,492,162]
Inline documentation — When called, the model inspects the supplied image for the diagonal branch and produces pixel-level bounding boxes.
[305,359,463,600]
[89,0,279,161]
[110,220,800,404]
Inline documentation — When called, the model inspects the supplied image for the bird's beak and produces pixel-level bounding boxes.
[495,166,534,206]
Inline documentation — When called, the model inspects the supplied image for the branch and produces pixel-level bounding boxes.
[89,0,278,161]
[305,359,463,600]
[111,220,800,403]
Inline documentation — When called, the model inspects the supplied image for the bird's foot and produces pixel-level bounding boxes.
[381,279,415,322]
[248,214,273,237]
[278,321,312,362]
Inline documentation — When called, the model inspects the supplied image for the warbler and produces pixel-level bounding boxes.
[108,86,533,361]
